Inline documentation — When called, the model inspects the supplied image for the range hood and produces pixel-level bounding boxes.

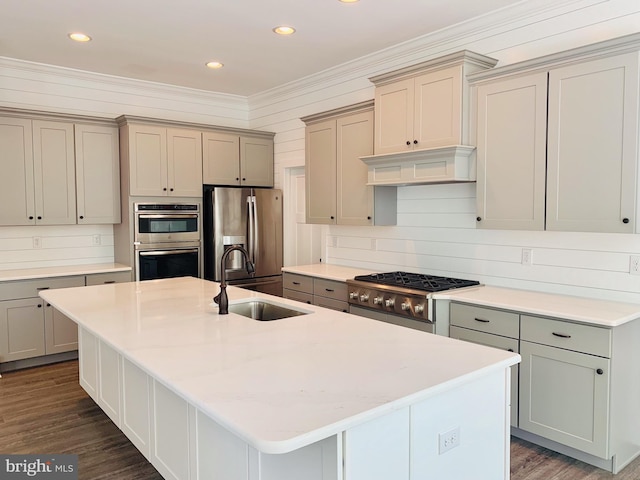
[360,145,476,186]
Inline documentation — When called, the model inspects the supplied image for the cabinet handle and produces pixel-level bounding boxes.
[292,281,301,285]
[306,300,312,304]
[103,280,116,284]
[36,287,50,291]
[552,332,572,339]
[325,288,334,292]
[406,141,411,146]
[413,140,418,144]
[507,348,514,352]
[623,218,630,224]
[597,368,604,375]
[474,317,490,323]
[476,216,482,222]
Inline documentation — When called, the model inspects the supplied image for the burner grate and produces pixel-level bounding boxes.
[353,271,479,292]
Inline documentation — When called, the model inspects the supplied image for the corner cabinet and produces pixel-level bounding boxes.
[121,122,203,197]
[202,132,274,187]
[302,102,396,226]
[472,35,640,233]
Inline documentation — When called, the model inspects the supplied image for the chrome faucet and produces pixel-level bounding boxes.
[214,245,255,314]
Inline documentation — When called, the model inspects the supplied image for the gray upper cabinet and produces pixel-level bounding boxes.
[203,131,273,187]
[303,102,396,226]
[75,124,121,224]
[472,36,640,233]
[0,117,34,225]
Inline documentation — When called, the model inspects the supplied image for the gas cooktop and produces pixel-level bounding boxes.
[352,271,480,293]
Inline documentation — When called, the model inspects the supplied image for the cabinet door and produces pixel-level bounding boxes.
[0,117,34,226]
[337,109,374,225]
[98,339,121,427]
[32,120,76,225]
[75,124,121,224]
[240,136,273,187]
[475,73,547,230]
[546,53,638,233]
[78,326,98,401]
[449,326,519,427]
[121,357,151,459]
[0,298,45,362]
[374,78,414,154]
[202,131,240,185]
[128,125,168,196]
[167,128,202,196]
[44,303,78,354]
[305,119,337,224]
[413,65,462,149]
[519,341,610,457]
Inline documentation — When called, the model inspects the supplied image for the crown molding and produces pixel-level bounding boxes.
[248,0,603,110]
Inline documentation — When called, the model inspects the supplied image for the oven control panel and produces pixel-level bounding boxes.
[346,283,429,321]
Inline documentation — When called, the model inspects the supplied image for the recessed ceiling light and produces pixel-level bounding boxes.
[205,61,224,69]
[273,26,296,36]
[68,32,91,42]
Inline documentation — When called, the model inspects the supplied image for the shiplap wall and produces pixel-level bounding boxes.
[249,0,640,303]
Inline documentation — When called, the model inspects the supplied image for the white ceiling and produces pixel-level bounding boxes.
[1,0,525,97]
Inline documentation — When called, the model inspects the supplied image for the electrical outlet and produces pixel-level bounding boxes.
[438,427,460,454]
[521,248,533,266]
[92,234,101,246]
[630,255,640,275]
[33,236,41,249]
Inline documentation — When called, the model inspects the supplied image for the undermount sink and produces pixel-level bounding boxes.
[227,300,310,321]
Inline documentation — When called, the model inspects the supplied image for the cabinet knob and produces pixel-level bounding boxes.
[330,216,335,219]
[596,368,604,375]
[170,188,174,192]
[623,218,630,224]
[37,216,42,220]
[37,304,42,308]
[29,216,34,220]
[367,216,371,220]
[242,178,246,181]
[163,187,167,191]
[406,141,411,146]
[236,177,240,181]
[413,140,418,144]
[79,215,84,219]
[476,216,482,222]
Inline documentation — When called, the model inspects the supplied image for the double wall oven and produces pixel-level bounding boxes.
[134,203,201,281]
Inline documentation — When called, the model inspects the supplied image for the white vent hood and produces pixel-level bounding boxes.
[360,145,475,186]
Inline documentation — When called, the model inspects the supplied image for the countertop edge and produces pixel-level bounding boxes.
[0,263,132,282]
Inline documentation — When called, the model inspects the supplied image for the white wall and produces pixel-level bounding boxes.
[249,0,640,303]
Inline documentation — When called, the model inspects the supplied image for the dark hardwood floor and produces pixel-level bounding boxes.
[2,360,640,479]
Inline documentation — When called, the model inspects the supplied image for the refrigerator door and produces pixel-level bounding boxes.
[250,188,283,278]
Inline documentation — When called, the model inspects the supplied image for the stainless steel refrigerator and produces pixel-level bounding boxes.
[203,186,283,296]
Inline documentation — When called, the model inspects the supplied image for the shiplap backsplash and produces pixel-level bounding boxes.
[251,0,640,304]
[0,225,115,271]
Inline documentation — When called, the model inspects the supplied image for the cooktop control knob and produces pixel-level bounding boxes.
[360,293,370,302]
[349,292,358,300]
[373,296,383,305]
[401,302,411,311]
[414,304,425,314]
[385,298,395,307]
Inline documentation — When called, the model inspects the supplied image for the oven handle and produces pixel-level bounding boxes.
[137,213,199,220]
[139,248,199,256]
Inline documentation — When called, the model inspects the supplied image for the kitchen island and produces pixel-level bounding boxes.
[40,276,519,480]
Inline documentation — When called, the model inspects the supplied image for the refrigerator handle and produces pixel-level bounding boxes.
[252,195,259,267]
[247,195,256,263]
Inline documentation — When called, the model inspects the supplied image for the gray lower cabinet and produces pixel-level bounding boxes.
[0,271,131,365]
[449,303,519,426]
[283,272,349,312]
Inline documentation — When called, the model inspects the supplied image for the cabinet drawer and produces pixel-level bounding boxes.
[0,276,85,301]
[282,273,313,294]
[86,271,132,286]
[450,302,519,338]
[313,278,347,302]
[521,315,611,358]
[283,289,313,305]
[313,296,349,312]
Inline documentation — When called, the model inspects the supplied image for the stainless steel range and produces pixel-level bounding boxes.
[347,272,480,334]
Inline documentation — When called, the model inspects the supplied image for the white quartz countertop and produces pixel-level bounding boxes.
[40,276,518,454]
[436,285,640,327]
[281,263,376,282]
[0,263,131,282]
